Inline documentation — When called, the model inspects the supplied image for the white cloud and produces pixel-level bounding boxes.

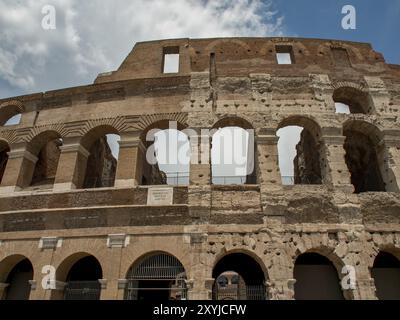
[0,0,285,96]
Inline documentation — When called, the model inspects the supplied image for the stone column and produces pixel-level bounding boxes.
[256,132,281,188]
[266,278,296,300]
[380,135,400,192]
[189,130,211,186]
[53,141,90,191]
[321,135,353,191]
[353,277,377,300]
[114,134,145,188]
[0,147,38,193]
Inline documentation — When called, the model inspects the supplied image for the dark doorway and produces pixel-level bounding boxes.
[4,259,33,300]
[64,256,102,300]
[294,253,344,300]
[372,252,400,300]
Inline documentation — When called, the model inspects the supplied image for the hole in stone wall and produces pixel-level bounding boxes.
[3,113,21,126]
[162,46,180,74]
[276,45,295,64]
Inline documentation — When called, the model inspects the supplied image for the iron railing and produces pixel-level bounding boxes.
[64,281,101,300]
[212,176,247,185]
[165,172,189,186]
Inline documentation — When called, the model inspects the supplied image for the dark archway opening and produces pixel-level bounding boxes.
[294,253,344,300]
[372,251,400,300]
[344,130,385,193]
[31,138,62,187]
[83,135,119,188]
[4,259,33,300]
[212,253,266,300]
[333,87,371,114]
[125,253,187,300]
[64,256,102,300]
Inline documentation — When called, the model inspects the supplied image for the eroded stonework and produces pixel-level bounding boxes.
[0,37,399,300]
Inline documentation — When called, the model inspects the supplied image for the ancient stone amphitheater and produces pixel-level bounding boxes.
[0,37,399,300]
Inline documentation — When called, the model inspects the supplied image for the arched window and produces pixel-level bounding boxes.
[0,256,33,300]
[211,118,255,185]
[277,117,323,185]
[141,120,189,186]
[371,251,400,300]
[294,253,344,300]
[63,256,102,300]
[125,252,187,300]
[25,131,62,189]
[212,253,266,300]
[333,87,372,114]
[79,126,120,189]
[343,121,385,193]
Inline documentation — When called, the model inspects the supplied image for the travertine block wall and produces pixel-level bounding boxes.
[0,37,399,299]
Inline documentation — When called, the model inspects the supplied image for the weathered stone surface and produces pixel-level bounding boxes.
[0,37,398,300]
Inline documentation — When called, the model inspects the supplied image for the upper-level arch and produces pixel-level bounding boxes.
[211,116,255,185]
[0,100,24,126]
[343,119,386,193]
[276,115,323,185]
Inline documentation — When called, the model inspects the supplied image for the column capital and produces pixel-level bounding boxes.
[0,283,9,289]
[257,135,279,145]
[118,138,145,152]
[7,149,38,163]
[59,143,90,158]
[117,279,129,289]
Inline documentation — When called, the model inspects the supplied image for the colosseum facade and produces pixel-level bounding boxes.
[0,37,400,300]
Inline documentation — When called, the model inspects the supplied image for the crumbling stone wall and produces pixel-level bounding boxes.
[0,37,399,300]
[83,137,117,188]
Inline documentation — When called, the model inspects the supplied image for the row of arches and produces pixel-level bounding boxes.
[0,115,394,193]
[1,250,399,300]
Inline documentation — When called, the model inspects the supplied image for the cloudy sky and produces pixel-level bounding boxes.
[1,0,399,183]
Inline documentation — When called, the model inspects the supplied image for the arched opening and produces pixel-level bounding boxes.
[212,253,266,300]
[343,121,385,193]
[277,117,323,185]
[26,131,62,189]
[211,118,255,185]
[0,104,22,126]
[1,258,33,300]
[63,255,103,300]
[333,87,372,114]
[0,140,10,184]
[371,251,400,300]
[141,120,189,186]
[125,252,187,300]
[294,252,344,300]
[80,126,120,189]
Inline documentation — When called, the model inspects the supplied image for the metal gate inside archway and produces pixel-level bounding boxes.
[124,253,187,300]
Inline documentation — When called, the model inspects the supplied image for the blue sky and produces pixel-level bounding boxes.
[273,0,400,64]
